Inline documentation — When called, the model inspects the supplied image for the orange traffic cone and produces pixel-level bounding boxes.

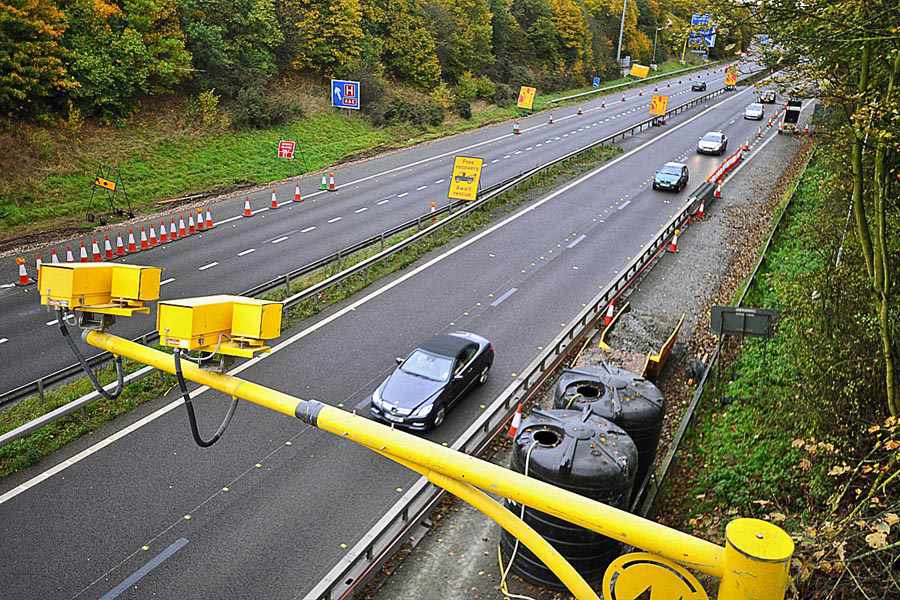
[65,246,75,262]
[79,240,89,263]
[603,302,615,327]
[513,122,520,135]
[243,197,253,217]
[667,229,679,253]
[714,183,722,199]
[187,213,196,234]
[91,239,102,262]
[294,185,302,203]
[169,219,178,240]
[127,228,137,253]
[196,208,205,231]
[205,208,213,229]
[601,101,605,108]
[35,254,42,275]
[149,225,158,247]
[50,248,60,264]
[639,90,643,96]
[178,215,186,237]
[104,235,114,259]
[15,257,32,286]
[116,234,125,256]
[695,201,705,219]
[159,221,168,243]
[507,403,523,439]
[577,106,583,115]
[548,113,554,124]
[140,226,149,250]
[328,172,336,192]
[430,200,437,223]
[621,95,626,102]
[271,189,279,209]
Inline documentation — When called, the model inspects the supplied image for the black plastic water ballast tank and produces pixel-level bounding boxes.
[499,409,638,589]
[553,363,665,501]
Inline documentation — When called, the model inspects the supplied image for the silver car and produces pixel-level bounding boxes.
[697,131,728,155]
[744,103,765,120]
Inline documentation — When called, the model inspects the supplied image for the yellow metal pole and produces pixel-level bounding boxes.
[717,518,794,600]
[385,452,601,600]
[81,331,806,597]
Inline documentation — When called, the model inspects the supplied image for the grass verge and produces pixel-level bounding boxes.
[0,143,623,479]
[0,60,707,242]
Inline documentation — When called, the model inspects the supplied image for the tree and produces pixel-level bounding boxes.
[280,0,363,74]
[549,0,591,72]
[424,0,493,80]
[178,0,282,97]
[0,0,76,115]
[361,0,441,88]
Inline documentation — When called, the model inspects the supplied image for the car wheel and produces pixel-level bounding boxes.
[478,366,490,385]
[432,405,446,428]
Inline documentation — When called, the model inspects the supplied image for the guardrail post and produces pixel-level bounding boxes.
[284,273,291,295]
[37,378,45,403]
[380,232,385,250]
[417,216,422,231]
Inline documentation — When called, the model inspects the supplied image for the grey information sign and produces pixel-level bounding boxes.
[710,306,778,338]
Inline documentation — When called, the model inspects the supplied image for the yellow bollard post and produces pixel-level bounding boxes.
[717,518,794,600]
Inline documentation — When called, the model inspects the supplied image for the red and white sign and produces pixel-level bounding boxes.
[277,140,296,159]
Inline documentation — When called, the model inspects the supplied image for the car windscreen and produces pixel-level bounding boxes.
[748,104,763,111]
[660,165,682,175]
[401,350,453,381]
[701,133,722,142]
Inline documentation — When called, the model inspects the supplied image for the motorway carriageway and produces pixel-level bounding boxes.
[0,62,750,393]
[0,78,778,600]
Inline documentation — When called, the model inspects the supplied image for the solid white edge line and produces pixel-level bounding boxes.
[0,80,751,507]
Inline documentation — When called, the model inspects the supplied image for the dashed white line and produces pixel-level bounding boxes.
[237,248,256,256]
[416,185,427,191]
[327,217,342,223]
[355,207,368,213]
[434,179,445,184]
[272,236,289,244]
[618,200,632,210]
[46,319,58,326]
[377,199,390,205]
[0,338,7,345]
[397,192,409,198]
[160,277,176,286]
[198,262,218,271]
[0,283,14,289]
[503,155,511,159]
[491,159,500,164]
[490,288,518,307]
[526,147,533,151]
[301,226,316,233]
[567,234,586,249]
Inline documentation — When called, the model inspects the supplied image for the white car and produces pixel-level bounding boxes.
[744,103,765,120]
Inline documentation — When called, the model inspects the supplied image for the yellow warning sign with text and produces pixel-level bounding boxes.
[517,86,537,110]
[448,156,484,201]
[725,68,738,86]
[630,64,650,78]
[602,552,708,600]
[649,95,669,116]
[94,177,117,191]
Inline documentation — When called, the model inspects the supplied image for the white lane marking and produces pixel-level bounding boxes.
[434,179,445,184]
[416,185,427,191]
[0,338,7,344]
[377,199,390,205]
[237,249,256,256]
[217,215,242,226]
[526,147,533,151]
[0,77,750,507]
[327,217,342,223]
[397,192,409,198]
[0,283,14,289]
[514,150,522,155]
[272,236,289,244]
[198,262,218,271]
[618,200,632,210]
[490,287,518,307]
[160,278,176,286]
[46,319,58,326]
[99,538,189,600]
[301,226,316,233]
[503,155,511,159]
[566,234,586,249]
[355,207,368,213]
[491,159,500,164]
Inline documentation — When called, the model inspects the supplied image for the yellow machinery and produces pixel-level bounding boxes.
[39,262,161,317]
[49,262,795,600]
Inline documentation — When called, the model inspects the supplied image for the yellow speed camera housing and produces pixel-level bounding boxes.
[39,263,161,316]
[157,295,282,358]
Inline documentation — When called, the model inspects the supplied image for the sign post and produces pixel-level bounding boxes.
[710,306,779,402]
[87,165,134,225]
[448,156,484,202]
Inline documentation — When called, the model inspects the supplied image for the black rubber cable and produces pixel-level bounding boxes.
[174,349,239,448]
[58,309,124,400]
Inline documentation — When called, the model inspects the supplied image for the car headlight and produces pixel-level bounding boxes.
[412,403,433,417]
[371,384,384,409]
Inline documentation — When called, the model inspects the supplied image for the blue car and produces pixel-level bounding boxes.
[653,162,690,192]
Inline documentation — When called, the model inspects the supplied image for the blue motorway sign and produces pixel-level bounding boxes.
[691,13,710,26]
[592,76,601,88]
[331,79,360,110]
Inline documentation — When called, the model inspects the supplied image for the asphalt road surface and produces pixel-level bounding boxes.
[0,62,757,394]
[0,79,777,600]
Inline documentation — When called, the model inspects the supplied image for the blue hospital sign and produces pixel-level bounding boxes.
[331,79,361,110]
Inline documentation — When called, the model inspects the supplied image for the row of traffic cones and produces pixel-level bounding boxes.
[244,183,310,216]
[12,207,215,286]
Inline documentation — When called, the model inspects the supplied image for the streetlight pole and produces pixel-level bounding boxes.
[616,0,628,65]
[652,26,661,65]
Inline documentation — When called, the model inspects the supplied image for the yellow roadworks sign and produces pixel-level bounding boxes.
[725,68,738,86]
[448,156,484,201]
[94,176,116,191]
[517,85,537,110]
[630,64,650,78]
[649,94,669,116]
[602,552,708,600]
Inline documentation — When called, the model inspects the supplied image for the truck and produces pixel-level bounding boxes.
[778,99,802,134]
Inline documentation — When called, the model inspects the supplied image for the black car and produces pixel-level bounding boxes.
[691,81,707,92]
[697,131,728,155]
[653,162,689,192]
[369,332,494,430]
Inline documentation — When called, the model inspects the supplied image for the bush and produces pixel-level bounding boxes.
[372,96,444,128]
[197,89,227,128]
[454,98,472,119]
[229,86,302,129]
[472,75,496,100]
[456,72,479,102]
[430,82,455,110]
[343,68,387,114]
[493,83,518,107]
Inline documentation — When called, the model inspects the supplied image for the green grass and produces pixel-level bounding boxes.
[0,143,622,479]
[0,60,708,242]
